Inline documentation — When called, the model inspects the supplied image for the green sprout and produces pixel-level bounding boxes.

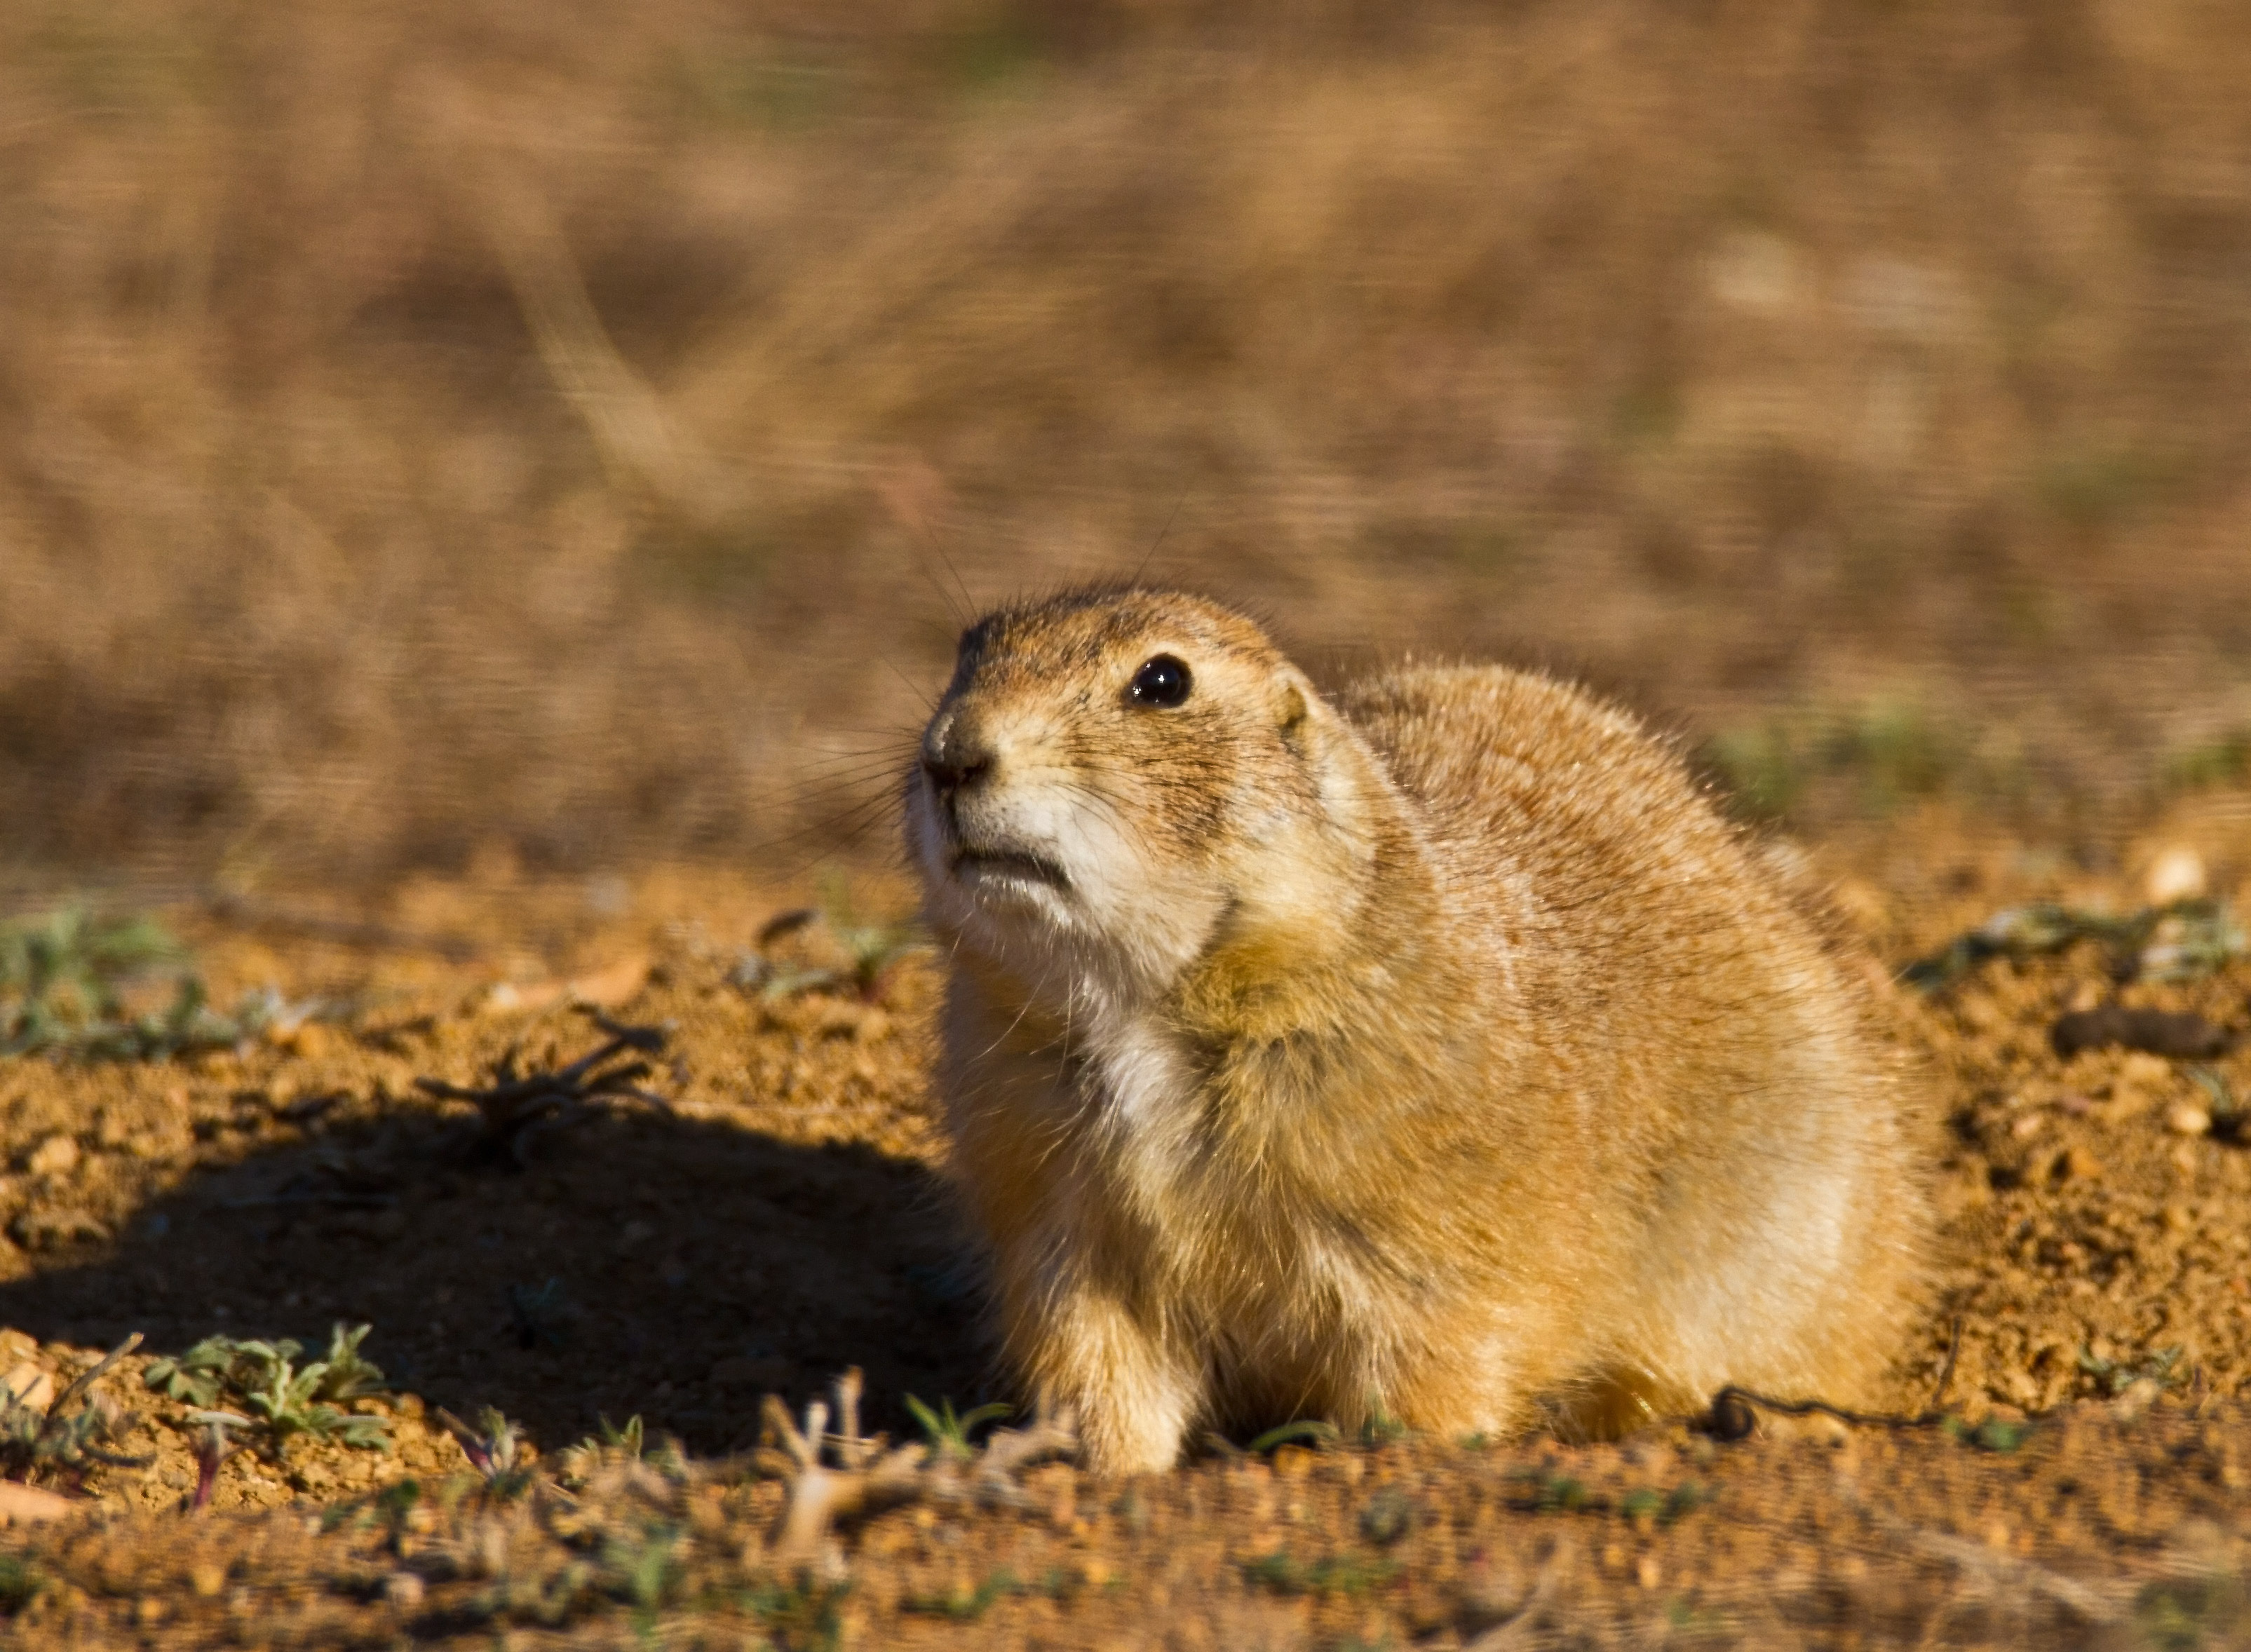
[733,874,928,1004]
[145,1322,392,1456]
[436,1405,534,1496]
[904,1569,1019,1620]
[2076,1344,2186,1397]
[1900,898,2245,991]
[902,1395,1010,1462]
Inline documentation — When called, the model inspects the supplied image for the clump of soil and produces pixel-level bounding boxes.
[2,801,2251,1644]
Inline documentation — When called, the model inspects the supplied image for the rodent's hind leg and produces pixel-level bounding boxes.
[1011,1280,1202,1476]
[1537,1365,1686,1443]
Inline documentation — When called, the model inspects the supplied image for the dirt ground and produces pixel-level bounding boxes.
[1,789,2250,1645]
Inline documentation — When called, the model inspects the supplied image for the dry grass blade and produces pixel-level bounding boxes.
[416,1012,672,1167]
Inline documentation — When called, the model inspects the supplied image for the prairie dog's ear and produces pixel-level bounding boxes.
[1274,668,1318,744]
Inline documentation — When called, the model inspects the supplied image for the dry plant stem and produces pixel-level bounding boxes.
[1462,1543,1570,1652]
[762,1367,1078,1569]
[1832,1477,2124,1625]
[764,1374,929,1568]
[48,1332,143,1426]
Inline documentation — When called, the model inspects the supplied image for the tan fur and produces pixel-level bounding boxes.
[904,588,1925,1474]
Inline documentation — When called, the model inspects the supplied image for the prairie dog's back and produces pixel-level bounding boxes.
[1341,663,1921,1405]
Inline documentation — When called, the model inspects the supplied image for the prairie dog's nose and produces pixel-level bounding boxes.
[921,712,996,800]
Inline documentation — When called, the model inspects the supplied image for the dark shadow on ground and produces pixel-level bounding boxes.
[0,1104,991,1456]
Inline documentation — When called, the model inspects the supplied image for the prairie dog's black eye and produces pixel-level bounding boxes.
[1128,654,1192,708]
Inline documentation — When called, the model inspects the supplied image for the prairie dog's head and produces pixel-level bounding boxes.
[907,589,1379,999]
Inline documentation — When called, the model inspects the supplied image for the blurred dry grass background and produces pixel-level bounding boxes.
[4,0,2250,882]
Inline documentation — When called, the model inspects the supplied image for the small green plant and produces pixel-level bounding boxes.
[0,1552,51,1616]
[145,1322,391,1457]
[903,1394,1010,1462]
[1973,1418,2029,1453]
[2077,1343,2186,1397]
[1621,1482,1710,1524]
[557,1412,644,1489]
[1358,1400,1409,1447]
[1,1333,151,1486]
[1358,1485,1416,1545]
[602,1519,685,1614]
[2136,1573,2250,1652]
[1509,1466,1591,1513]
[1240,1549,1398,1598]
[1246,1418,1341,1454]
[734,875,928,1003]
[599,1414,645,1457]
[1900,898,2245,991]
[741,1575,851,1651]
[1937,1413,2032,1451]
[436,1404,534,1496]
[2163,730,2251,794]
[0,905,342,1060]
[903,1568,1019,1620]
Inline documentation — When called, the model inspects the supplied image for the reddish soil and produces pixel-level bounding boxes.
[3,797,2251,1646]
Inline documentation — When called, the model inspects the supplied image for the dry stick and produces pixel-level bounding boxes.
[764,1369,1077,1567]
[47,1332,143,1421]
[1708,1318,1964,1438]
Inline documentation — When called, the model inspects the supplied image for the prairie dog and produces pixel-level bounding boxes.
[905,588,1924,1474]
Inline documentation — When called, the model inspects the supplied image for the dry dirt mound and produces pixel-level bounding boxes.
[1,802,2250,1645]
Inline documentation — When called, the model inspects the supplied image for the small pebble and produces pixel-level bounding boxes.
[2111,1377,2163,1423]
[384,1571,426,1609]
[2167,1104,2212,1137]
[2055,1146,2104,1183]
[25,1135,78,1177]
[2143,846,2208,906]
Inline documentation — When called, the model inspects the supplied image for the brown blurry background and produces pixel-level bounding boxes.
[4,0,2250,885]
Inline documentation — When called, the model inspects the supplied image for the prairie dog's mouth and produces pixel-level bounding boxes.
[950,845,1072,893]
